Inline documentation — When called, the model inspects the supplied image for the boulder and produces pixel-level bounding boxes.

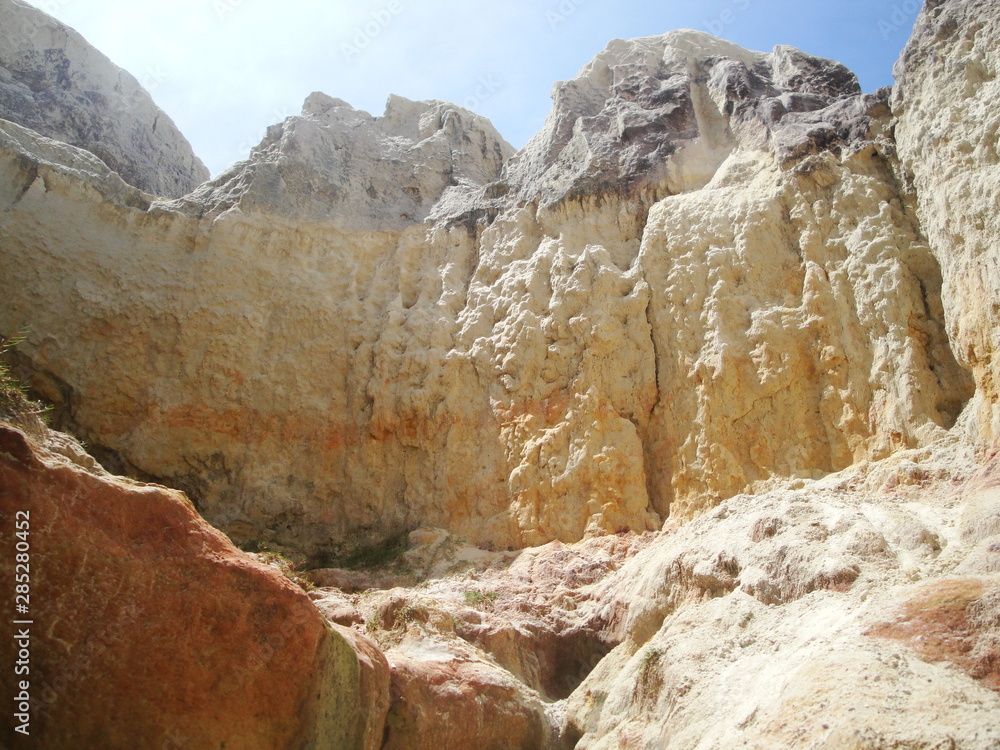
[382,637,566,750]
[564,471,1000,748]
[0,424,368,749]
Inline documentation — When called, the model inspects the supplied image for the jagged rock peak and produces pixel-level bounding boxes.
[500,29,864,208]
[0,0,209,197]
[181,91,515,232]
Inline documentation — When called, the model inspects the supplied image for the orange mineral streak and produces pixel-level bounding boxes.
[141,403,353,454]
[0,425,337,749]
[496,394,575,425]
[867,578,1000,691]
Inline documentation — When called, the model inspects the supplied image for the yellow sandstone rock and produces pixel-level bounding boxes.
[0,28,977,558]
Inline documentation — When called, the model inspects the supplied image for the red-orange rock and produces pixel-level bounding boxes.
[867,577,1000,691]
[382,638,565,750]
[0,425,367,748]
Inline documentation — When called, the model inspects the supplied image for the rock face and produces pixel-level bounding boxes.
[311,446,1000,749]
[382,638,563,750]
[2,2,1000,748]
[561,450,1000,748]
[893,0,1000,445]
[0,27,976,557]
[0,0,208,196]
[0,423,371,749]
[186,91,513,231]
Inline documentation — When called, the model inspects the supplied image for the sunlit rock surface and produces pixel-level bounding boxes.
[2,1,1000,746]
[0,0,208,197]
[893,0,1000,445]
[313,446,1000,749]
[0,28,973,557]
[0,424,369,749]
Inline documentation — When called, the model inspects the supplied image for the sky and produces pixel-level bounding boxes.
[27,0,923,177]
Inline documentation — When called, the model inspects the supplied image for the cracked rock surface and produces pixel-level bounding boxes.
[1,0,1000,747]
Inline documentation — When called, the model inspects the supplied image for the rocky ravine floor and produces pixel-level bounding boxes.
[301,434,1000,749]
[3,410,998,748]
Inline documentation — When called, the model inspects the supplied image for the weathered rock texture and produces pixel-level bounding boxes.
[0,0,208,196]
[0,26,978,557]
[559,448,1000,748]
[317,443,1000,749]
[382,637,564,750]
[2,1,1000,748]
[0,422,372,749]
[893,0,1000,445]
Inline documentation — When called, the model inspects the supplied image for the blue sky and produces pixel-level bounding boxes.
[30,0,923,176]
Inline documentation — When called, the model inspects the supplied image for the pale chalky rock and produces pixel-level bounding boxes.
[893,0,1000,445]
[563,458,1000,748]
[495,31,863,210]
[0,104,519,557]
[449,32,970,533]
[183,92,514,231]
[0,0,208,196]
[336,448,1000,749]
[5,7,1000,749]
[0,26,976,556]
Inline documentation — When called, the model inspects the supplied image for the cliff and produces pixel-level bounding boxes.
[893,0,1000,444]
[0,24,980,559]
[0,0,208,197]
[1,0,999,747]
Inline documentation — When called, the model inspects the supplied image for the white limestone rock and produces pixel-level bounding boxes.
[0,0,208,197]
[564,455,1000,748]
[454,30,865,216]
[183,92,514,232]
[893,0,1000,445]
[332,451,1000,749]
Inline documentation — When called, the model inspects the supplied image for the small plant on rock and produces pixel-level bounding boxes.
[463,588,499,609]
[0,331,49,430]
[336,534,409,571]
[249,544,315,592]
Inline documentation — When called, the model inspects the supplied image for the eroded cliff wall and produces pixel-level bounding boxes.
[0,25,979,557]
[893,0,1000,444]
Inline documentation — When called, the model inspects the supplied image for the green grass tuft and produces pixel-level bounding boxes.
[463,588,499,608]
[336,534,409,571]
[0,331,49,430]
